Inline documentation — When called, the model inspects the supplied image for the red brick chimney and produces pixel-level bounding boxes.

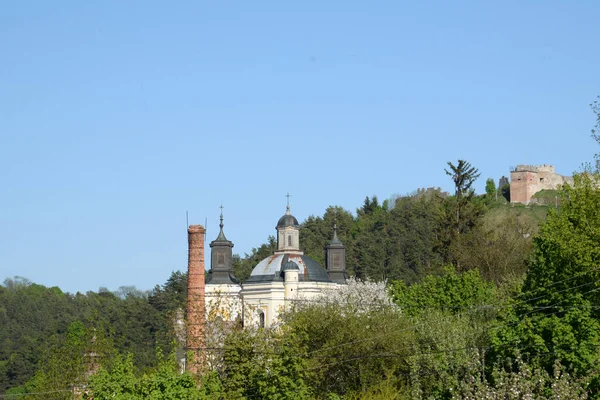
[186,224,206,375]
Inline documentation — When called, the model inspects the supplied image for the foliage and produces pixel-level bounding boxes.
[282,300,412,397]
[318,276,397,314]
[445,159,481,233]
[0,274,182,394]
[147,271,187,313]
[456,356,589,399]
[300,206,355,272]
[390,267,497,317]
[499,176,510,202]
[491,173,600,393]
[221,327,312,399]
[85,349,220,400]
[389,269,502,398]
[591,95,600,169]
[485,178,496,200]
[450,213,534,283]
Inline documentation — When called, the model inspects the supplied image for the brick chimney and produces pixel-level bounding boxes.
[186,224,206,375]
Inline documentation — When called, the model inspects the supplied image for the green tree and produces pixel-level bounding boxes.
[282,299,412,397]
[221,327,311,399]
[450,211,534,283]
[299,206,355,269]
[445,159,481,233]
[591,95,600,169]
[353,196,392,280]
[491,173,600,392]
[391,268,500,398]
[86,349,219,400]
[388,189,446,281]
[390,267,497,317]
[485,178,496,201]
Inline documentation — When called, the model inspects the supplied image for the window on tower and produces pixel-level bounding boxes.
[333,253,342,268]
[288,234,292,247]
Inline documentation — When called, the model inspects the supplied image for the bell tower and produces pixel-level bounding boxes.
[274,194,302,255]
[325,218,347,284]
[207,206,237,284]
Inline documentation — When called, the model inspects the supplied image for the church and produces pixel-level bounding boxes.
[204,202,348,328]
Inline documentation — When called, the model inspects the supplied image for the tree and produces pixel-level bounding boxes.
[445,160,481,232]
[85,349,220,400]
[490,173,600,392]
[498,176,510,202]
[388,191,446,280]
[221,328,311,399]
[445,160,481,203]
[281,282,412,397]
[591,95,600,169]
[390,268,502,398]
[485,178,496,201]
[451,213,533,283]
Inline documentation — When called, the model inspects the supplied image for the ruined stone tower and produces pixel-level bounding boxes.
[186,224,206,375]
[510,164,573,204]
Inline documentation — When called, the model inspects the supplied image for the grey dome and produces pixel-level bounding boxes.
[276,214,299,228]
[246,254,331,283]
[282,260,300,271]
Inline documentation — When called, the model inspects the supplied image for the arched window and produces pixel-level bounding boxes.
[259,311,265,328]
[288,234,292,247]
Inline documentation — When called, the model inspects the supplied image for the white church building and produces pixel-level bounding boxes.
[204,203,347,328]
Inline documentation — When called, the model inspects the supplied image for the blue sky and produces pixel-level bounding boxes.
[1,1,598,293]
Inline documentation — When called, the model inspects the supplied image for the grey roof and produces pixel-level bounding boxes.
[282,260,300,271]
[326,222,344,248]
[245,254,331,283]
[205,271,239,285]
[213,211,230,242]
[276,214,299,229]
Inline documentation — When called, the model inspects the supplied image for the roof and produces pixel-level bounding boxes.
[276,214,299,229]
[282,260,300,271]
[205,271,239,285]
[245,254,331,283]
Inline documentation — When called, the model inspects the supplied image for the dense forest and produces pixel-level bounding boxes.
[2,101,600,398]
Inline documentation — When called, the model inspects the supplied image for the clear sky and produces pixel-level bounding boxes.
[1,1,598,294]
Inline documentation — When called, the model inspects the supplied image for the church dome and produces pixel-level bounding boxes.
[282,260,300,271]
[246,254,331,283]
[276,213,299,229]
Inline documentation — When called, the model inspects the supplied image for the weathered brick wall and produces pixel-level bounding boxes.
[510,171,538,204]
[510,165,573,204]
[186,225,206,375]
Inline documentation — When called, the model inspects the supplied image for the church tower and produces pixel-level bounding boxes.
[207,208,238,284]
[325,219,347,284]
[274,195,302,255]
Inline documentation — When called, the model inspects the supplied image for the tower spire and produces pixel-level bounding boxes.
[326,208,346,283]
[330,209,341,244]
[207,204,237,285]
[333,219,339,242]
[285,192,291,215]
[216,204,227,241]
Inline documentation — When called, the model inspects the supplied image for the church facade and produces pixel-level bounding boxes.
[204,204,347,328]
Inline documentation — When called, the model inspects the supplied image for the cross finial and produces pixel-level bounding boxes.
[285,192,291,214]
[219,204,224,229]
[333,209,339,240]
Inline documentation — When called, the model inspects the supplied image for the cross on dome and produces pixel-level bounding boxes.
[285,192,291,215]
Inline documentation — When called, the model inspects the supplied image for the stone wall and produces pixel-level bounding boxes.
[510,165,573,204]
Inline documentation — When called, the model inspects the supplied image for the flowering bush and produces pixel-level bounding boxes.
[310,276,398,315]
